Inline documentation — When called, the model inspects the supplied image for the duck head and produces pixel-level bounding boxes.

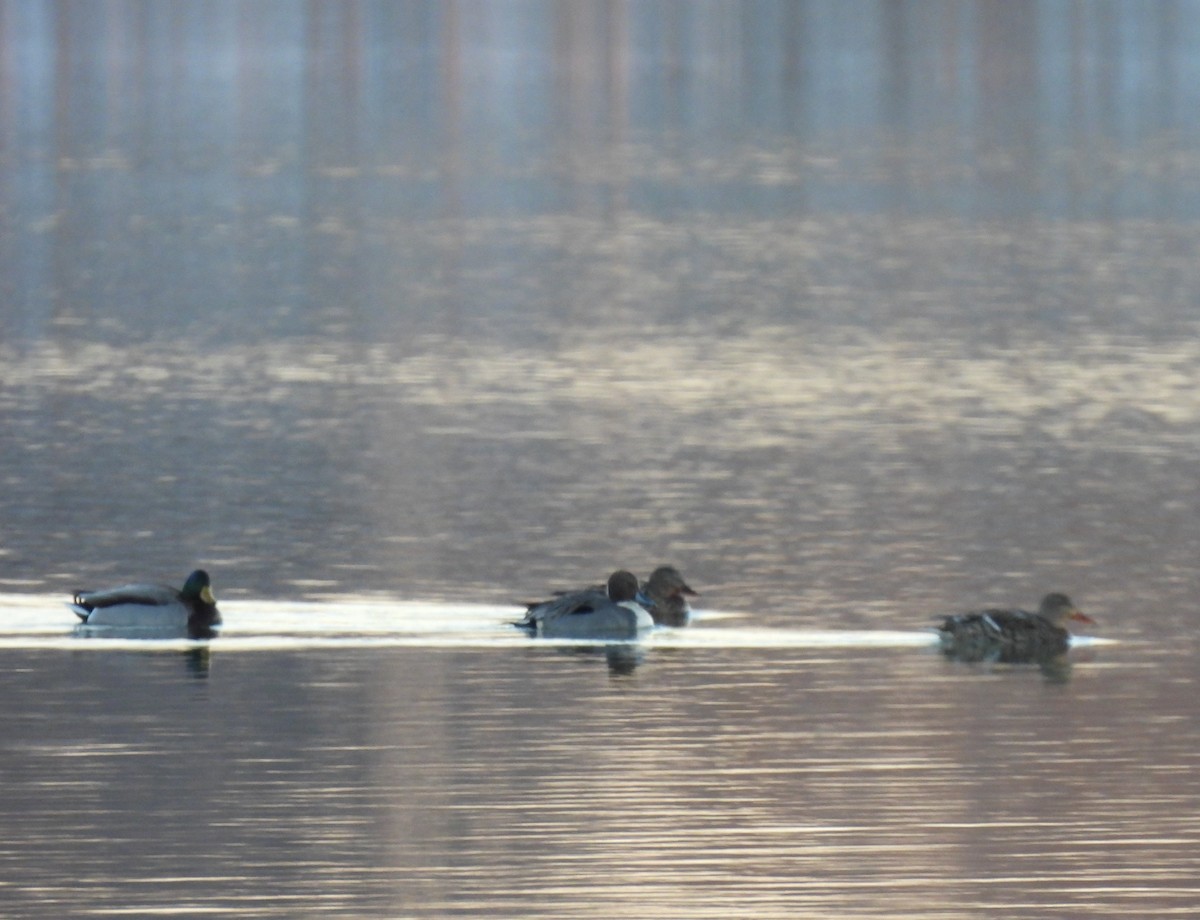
[606,570,641,603]
[182,569,217,606]
[1038,592,1095,626]
[644,565,698,601]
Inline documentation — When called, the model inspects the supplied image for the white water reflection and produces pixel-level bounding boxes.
[0,595,946,650]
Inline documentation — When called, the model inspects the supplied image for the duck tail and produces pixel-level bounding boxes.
[67,602,90,622]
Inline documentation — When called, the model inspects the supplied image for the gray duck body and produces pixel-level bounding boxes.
[516,570,653,640]
[70,569,221,639]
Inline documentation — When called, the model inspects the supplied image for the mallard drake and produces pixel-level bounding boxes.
[515,570,653,640]
[642,565,698,627]
[937,592,1094,663]
[70,569,221,637]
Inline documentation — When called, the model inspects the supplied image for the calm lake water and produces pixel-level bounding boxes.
[2,2,1200,917]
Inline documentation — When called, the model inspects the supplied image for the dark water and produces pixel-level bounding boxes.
[0,633,1193,918]
[2,2,1200,917]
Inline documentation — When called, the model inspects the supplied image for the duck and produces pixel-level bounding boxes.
[642,565,698,627]
[515,570,654,640]
[936,592,1095,663]
[70,569,221,638]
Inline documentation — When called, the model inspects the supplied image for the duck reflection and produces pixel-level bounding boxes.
[73,622,218,641]
[539,642,648,675]
[70,625,216,678]
[603,643,646,675]
[933,640,1076,682]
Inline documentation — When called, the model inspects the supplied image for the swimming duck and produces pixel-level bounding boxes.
[70,569,221,637]
[516,570,653,640]
[642,565,698,627]
[936,592,1094,663]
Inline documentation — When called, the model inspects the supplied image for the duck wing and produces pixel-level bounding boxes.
[71,583,181,617]
[515,587,607,631]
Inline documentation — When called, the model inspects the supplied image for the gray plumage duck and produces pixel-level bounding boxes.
[70,569,221,638]
[936,592,1094,663]
[516,570,653,640]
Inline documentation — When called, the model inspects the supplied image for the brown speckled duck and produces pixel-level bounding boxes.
[641,565,698,627]
[937,592,1095,663]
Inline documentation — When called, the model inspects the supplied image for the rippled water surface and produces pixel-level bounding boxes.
[3,2,1200,917]
[0,600,1185,919]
